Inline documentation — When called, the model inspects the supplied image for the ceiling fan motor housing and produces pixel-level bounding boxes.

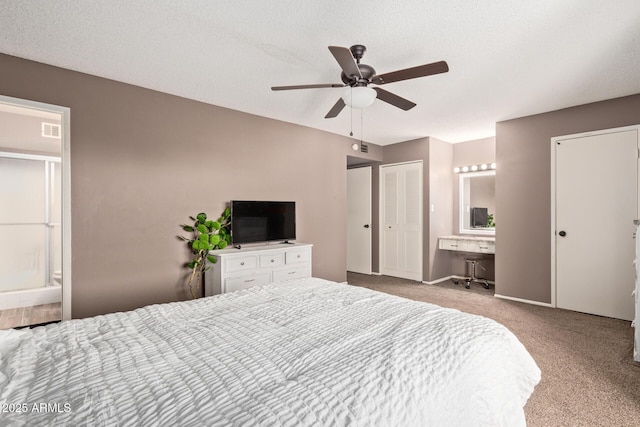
[341,64,376,86]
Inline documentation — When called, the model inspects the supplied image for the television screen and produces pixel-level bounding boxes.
[471,207,488,228]
[231,201,296,244]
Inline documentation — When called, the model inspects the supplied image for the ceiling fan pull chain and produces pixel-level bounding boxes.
[349,87,354,136]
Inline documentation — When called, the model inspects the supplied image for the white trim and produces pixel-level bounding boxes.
[0,151,61,162]
[550,124,640,310]
[0,286,61,311]
[0,95,72,321]
[494,293,554,307]
[379,159,423,169]
[550,135,557,308]
[422,276,456,285]
[422,275,496,286]
[372,271,382,276]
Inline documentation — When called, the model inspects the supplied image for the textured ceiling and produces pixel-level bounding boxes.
[1,1,639,145]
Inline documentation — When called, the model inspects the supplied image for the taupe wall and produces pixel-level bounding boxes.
[496,93,640,303]
[428,138,453,281]
[0,53,382,318]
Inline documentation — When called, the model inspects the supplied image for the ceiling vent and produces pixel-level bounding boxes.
[360,143,368,153]
[42,122,61,139]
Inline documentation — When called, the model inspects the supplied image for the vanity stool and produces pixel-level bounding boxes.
[461,259,490,289]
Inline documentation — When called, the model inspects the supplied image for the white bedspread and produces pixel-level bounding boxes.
[0,278,540,426]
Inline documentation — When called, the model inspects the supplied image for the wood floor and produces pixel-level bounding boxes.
[0,303,61,329]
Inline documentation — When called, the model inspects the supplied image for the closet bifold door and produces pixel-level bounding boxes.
[380,161,423,281]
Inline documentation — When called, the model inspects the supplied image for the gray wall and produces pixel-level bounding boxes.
[428,138,453,281]
[496,93,640,303]
[0,53,382,318]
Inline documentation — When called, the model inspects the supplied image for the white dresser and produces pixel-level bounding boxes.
[438,235,495,254]
[204,243,312,296]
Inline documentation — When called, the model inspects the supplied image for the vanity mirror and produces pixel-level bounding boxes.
[459,170,495,235]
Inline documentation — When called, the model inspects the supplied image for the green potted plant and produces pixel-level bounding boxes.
[180,208,231,299]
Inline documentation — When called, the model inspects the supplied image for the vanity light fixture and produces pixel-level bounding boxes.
[454,163,497,173]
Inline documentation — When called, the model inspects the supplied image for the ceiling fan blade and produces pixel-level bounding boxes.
[325,98,346,118]
[328,46,362,79]
[372,61,449,85]
[271,83,345,91]
[373,88,416,111]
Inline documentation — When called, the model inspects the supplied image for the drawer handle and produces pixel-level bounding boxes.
[297,255,301,258]
[271,259,275,263]
[288,271,296,275]
[240,262,245,266]
[244,279,255,283]
[480,246,488,249]
[451,244,458,247]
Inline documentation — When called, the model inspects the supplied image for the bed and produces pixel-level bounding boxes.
[0,277,540,426]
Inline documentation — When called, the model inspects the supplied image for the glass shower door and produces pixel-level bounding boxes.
[0,156,47,292]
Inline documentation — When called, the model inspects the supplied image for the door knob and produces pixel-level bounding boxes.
[363,224,370,228]
[559,231,567,237]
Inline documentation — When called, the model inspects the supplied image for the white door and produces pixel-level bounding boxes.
[347,167,372,274]
[555,128,639,321]
[380,161,423,281]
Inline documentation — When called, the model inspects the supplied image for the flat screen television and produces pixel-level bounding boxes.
[471,207,488,228]
[231,201,296,245]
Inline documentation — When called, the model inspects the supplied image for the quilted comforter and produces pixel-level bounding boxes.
[0,278,540,426]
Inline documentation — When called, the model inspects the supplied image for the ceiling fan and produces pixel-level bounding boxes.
[271,44,449,118]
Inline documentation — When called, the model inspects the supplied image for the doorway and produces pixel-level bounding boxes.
[552,125,639,321]
[380,161,423,281]
[0,95,71,326]
[347,167,372,274]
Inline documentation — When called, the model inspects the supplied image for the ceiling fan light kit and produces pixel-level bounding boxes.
[342,86,377,109]
[271,44,449,119]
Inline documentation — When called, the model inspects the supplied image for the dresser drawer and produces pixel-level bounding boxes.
[273,265,310,281]
[285,249,310,265]
[260,253,284,268]
[477,242,495,254]
[225,272,271,293]
[439,239,461,251]
[225,255,258,273]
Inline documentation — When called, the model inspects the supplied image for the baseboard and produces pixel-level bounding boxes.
[421,275,455,285]
[372,272,382,276]
[422,275,496,286]
[0,286,62,310]
[494,294,554,308]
